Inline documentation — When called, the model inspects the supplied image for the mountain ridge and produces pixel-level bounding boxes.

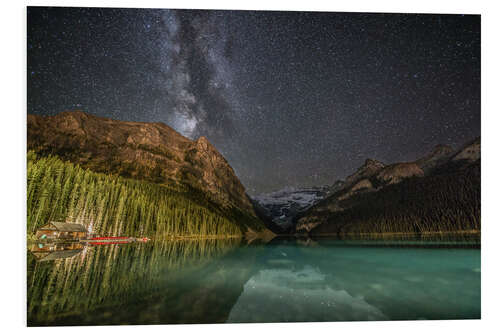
[27,110,256,217]
[294,137,480,234]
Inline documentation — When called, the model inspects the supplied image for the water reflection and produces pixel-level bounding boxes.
[27,238,246,326]
[27,235,480,326]
[228,267,388,322]
[228,236,480,322]
[29,242,84,261]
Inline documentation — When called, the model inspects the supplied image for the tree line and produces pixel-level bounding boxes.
[27,151,255,238]
[309,162,480,235]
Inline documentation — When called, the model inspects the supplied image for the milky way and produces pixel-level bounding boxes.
[27,7,480,194]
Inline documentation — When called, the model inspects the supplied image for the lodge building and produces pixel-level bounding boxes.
[35,222,87,240]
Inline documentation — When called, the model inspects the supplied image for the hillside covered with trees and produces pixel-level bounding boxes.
[297,161,480,235]
[295,138,480,235]
[27,151,265,238]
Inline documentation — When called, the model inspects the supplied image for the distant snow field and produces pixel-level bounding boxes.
[253,186,334,228]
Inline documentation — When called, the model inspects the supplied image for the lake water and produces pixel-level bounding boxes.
[27,236,480,326]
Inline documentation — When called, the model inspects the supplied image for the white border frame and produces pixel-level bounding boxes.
[2,1,499,332]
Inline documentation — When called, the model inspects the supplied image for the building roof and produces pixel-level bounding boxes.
[49,222,87,232]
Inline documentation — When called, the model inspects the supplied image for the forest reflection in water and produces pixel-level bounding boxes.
[27,234,480,326]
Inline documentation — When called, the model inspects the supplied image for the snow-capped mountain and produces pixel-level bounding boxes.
[252,183,343,230]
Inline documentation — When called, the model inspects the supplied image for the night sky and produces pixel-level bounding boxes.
[27,7,480,194]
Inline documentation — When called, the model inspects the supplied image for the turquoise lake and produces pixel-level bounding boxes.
[27,236,480,325]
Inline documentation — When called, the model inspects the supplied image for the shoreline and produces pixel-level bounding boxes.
[305,229,481,238]
[27,229,481,244]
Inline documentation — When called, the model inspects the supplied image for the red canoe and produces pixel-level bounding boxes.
[90,236,130,240]
[87,237,150,244]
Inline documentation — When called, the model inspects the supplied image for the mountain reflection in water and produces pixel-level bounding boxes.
[27,235,480,326]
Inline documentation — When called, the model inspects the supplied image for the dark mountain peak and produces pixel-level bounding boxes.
[376,162,424,185]
[61,109,87,116]
[344,158,385,188]
[452,136,480,162]
[432,144,454,154]
[197,136,210,144]
[415,144,454,172]
[196,136,216,152]
[55,110,96,123]
[364,158,383,167]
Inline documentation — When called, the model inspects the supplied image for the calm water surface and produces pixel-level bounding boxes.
[27,236,480,325]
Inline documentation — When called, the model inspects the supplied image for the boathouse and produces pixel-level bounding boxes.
[35,222,87,240]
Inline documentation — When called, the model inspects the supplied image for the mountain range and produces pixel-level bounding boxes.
[254,138,480,235]
[27,110,480,237]
[293,138,480,235]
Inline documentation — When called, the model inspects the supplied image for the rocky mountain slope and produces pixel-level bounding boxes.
[343,159,385,188]
[295,138,480,234]
[27,111,256,216]
[451,137,481,162]
[415,144,454,173]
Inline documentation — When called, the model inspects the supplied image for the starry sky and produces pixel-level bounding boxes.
[27,7,480,194]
